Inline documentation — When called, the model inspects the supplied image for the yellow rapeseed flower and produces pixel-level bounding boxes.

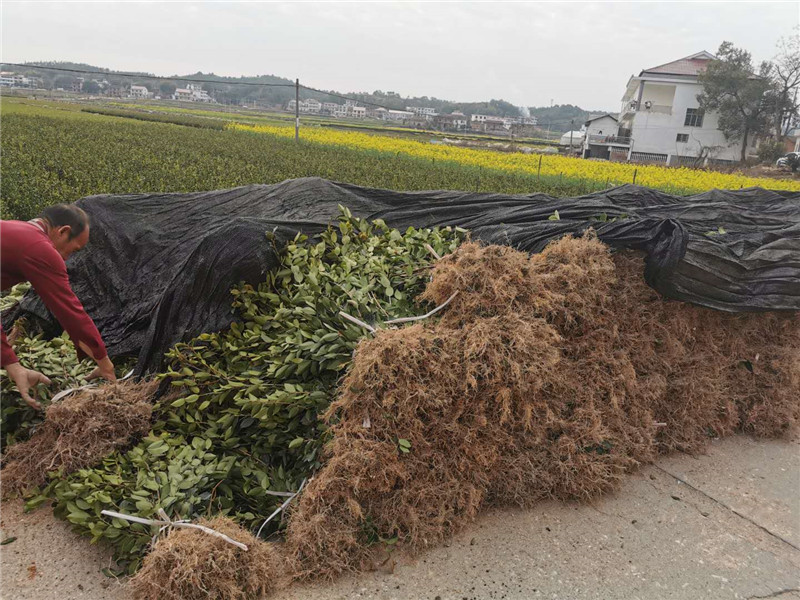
[229,122,800,194]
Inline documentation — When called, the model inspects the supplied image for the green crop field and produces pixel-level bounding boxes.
[0,98,605,221]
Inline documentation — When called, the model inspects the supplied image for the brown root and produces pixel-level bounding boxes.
[1,380,156,497]
[282,236,799,580]
[130,517,292,600]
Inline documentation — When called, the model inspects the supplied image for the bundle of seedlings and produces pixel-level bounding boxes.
[130,516,291,600]
[281,236,799,579]
[0,310,97,450]
[1,380,156,498]
[33,211,464,574]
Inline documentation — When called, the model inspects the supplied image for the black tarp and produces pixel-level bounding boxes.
[4,177,799,374]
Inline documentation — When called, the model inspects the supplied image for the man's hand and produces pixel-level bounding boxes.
[4,362,51,410]
[87,356,116,382]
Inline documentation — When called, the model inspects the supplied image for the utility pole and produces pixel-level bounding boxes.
[295,78,300,142]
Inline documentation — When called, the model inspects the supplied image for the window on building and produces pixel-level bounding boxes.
[676,133,689,143]
[684,108,704,127]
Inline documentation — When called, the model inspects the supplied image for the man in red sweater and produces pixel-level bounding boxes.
[1,204,116,409]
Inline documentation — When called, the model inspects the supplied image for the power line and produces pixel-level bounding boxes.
[299,84,406,112]
[0,62,295,88]
[4,62,586,126]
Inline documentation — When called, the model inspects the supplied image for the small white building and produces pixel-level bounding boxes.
[384,109,414,122]
[0,72,23,87]
[407,106,437,117]
[597,51,756,164]
[470,114,508,133]
[349,106,366,118]
[129,85,152,99]
[581,114,618,158]
[174,83,213,103]
[174,88,194,102]
[0,72,44,88]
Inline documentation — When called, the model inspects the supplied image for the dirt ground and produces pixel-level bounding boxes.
[1,434,798,600]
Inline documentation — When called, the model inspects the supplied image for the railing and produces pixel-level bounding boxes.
[622,103,673,116]
[587,134,632,145]
[630,151,668,165]
[641,104,672,115]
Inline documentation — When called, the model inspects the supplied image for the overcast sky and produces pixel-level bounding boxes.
[2,2,797,110]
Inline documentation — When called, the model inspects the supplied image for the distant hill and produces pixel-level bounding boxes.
[5,61,613,126]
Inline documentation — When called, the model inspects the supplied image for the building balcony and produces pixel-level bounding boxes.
[588,134,632,146]
[622,103,673,117]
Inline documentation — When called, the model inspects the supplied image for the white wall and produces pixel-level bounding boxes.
[630,80,744,161]
[586,116,617,137]
[640,83,675,108]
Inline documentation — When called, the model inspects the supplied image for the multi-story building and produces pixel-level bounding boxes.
[470,114,509,133]
[384,109,414,122]
[288,99,322,113]
[174,88,194,102]
[590,51,757,165]
[406,106,437,117]
[321,102,339,115]
[303,99,322,113]
[433,112,468,131]
[173,83,213,103]
[129,85,152,99]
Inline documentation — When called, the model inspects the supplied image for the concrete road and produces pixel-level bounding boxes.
[2,434,799,600]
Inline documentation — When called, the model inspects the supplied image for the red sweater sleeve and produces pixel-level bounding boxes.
[24,243,107,362]
[1,326,18,366]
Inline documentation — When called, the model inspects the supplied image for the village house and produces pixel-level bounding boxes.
[581,114,618,158]
[287,99,321,113]
[347,105,366,118]
[470,114,508,133]
[405,115,430,129]
[174,83,213,103]
[407,106,437,117]
[384,109,414,122]
[129,85,152,99]
[592,51,757,165]
[0,72,43,88]
[433,112,468,132]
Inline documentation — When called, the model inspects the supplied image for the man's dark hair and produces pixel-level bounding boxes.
[39,204,89,240]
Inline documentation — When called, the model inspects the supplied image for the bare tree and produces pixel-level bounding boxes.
[770,30,800,139]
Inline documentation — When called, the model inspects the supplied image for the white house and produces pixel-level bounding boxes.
[0,72,42,88]
[470,114,508,133]
[581,114,618,158]
[303,99,322,113]
[174,88,194,102]
[174,83,213,103]
[384,109,414,122]
[407,106,437,117]
[596,51,757,164]
[348,106,366,118]
[129,85,152,99]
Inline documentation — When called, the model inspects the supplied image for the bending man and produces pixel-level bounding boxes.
[1,204,116,409]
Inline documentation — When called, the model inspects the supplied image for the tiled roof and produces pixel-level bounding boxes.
[640,51,716,77]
